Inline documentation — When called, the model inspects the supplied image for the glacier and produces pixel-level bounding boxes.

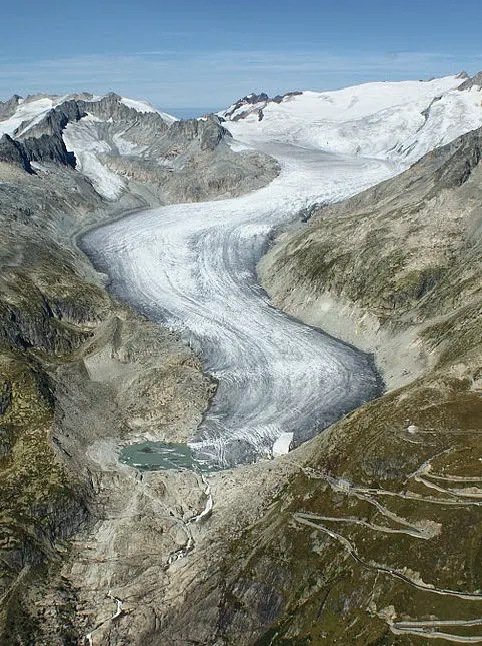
[80,73,482,468]
[81,142,394,467]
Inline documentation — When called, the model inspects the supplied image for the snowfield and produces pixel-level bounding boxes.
[63,120,128,200]
[223,75,482,166]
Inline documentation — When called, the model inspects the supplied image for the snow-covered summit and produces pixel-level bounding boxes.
[120,97,177,124]
[0,92,176,138]
[0,89,264,204]
[221,73,482,167]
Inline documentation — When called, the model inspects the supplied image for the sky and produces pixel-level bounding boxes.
[1,0,482,113]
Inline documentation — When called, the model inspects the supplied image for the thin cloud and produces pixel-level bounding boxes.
[0,50,479,108]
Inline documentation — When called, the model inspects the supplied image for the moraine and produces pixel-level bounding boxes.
[81,140,396,468]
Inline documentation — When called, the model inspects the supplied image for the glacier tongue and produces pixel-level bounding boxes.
[81,142,395,468]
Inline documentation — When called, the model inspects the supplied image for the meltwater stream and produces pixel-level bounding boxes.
[81,142,395,468]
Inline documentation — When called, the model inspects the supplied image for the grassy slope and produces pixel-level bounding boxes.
[214,129,482,644]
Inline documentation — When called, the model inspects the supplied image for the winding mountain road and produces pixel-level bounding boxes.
[82,141,395,467]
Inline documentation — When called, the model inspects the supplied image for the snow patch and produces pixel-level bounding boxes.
[63,120,125,200]
[120,97,178,124]
[0,97,56,136]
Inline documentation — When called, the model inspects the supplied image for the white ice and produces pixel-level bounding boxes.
[224,76,482,166]
[272,432,294,457]
[82,142,395,467]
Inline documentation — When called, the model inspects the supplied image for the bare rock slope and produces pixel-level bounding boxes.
[0,93,277,644]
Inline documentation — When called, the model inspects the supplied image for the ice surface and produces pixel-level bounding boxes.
[82,142,395,467]
[63,120,126,200]
[272,432,294,457]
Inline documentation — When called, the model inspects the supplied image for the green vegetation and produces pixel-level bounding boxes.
[235,129,482,643]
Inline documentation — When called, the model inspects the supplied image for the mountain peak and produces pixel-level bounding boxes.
[457,71,482,91]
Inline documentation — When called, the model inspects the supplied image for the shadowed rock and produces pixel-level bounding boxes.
[0,94,22,120]
[0,134,33,172]
[457,70,482,90]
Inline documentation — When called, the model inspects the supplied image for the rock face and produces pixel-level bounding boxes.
[457,69,482,90]
[0,95,21,120]
[0,131,76,169]
[0,134,33,172]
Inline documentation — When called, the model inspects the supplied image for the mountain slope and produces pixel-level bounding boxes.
[244,126,482,644]
[0,92,279,203]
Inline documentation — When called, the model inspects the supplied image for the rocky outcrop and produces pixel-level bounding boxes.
[224,91,303,121]
[0,95,21,120]
[22,132,76,168]
[224,92,270,119]
[272,90,302,103]
[0,130,76,170]
[164,114,229,151]
[457,70,482,90]
[0,134,32,172]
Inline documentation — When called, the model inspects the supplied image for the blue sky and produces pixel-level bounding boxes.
[1,0,482,112]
